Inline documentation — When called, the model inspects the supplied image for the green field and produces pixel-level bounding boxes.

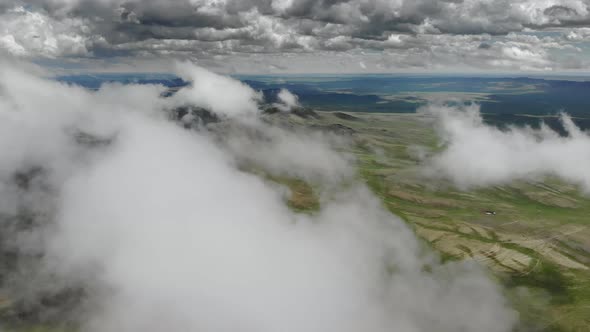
[274,111,590,332]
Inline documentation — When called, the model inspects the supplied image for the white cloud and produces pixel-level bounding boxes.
[274,88,300,112]
[564,27,590,41]
[422,102,590,192]
[171,61,262,117]
[0,6,90,57]
[0,61,516,331]
[0,34,27,56]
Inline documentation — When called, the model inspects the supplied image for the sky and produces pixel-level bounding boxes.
[1,0,590,73]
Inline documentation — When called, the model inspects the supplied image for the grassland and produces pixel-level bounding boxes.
[279,111,590,332]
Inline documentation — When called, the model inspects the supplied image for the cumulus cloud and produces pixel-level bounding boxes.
[421,102,590,192]
[274,88,300,111]
[0,6,91,57]
[172,61,262,117]
[564,27,590,41]
[0,61,517,331]
[1,1,590,72]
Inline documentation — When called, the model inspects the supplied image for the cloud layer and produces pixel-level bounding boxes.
[1,0,590,72]
[0,61,516,331]
[422,102,590,192]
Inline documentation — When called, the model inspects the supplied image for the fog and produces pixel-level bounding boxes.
[0,62,516,331]
[422,102,590,192]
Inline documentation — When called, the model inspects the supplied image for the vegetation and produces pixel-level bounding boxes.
[284,111,590,332]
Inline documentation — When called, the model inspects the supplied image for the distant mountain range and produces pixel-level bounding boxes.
[56,74,590,118]
[56,73,188,90]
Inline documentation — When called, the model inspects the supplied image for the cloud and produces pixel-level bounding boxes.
[0,6,91,57]
[1,1,590,72]
[171,61,262,117]
[421,102,590,192]
[564,27,590,41]
[0,61,517,331]
[273,88,300,111]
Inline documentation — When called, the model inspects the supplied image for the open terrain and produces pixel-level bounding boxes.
[5,73,590,331]
[2,110,590,332]
[273,110,590,332]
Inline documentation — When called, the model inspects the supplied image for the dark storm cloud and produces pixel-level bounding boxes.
[545,4,579,17]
